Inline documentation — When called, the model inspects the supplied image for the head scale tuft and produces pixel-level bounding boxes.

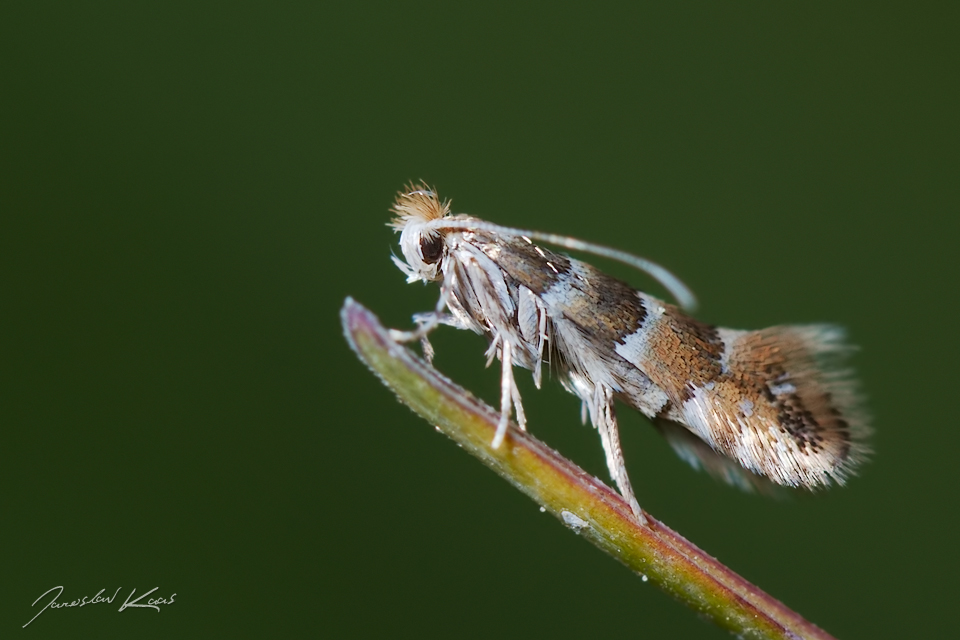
[389,182,451,283]
[389,182,450,230]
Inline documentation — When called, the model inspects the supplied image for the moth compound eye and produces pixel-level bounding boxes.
[419,234,444,264]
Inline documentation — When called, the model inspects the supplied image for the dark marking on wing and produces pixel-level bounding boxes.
[474,233,647,344]
[475,233,571,295]
[724,329,854,461]
[555,261,647,341]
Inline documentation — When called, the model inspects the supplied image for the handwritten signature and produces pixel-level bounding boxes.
[23,585,176,628]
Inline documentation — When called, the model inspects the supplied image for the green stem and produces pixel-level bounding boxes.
[341,297,837,640]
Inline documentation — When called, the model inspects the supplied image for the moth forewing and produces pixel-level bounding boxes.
[389,183,870,524]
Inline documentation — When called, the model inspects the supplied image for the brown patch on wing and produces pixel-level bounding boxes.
[640,305,723,402]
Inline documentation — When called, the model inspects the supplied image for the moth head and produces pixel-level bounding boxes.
[389,183,450,283]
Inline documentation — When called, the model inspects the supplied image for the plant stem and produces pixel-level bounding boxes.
[341,297,837,640]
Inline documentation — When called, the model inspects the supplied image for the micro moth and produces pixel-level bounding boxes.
[389,183,870,523]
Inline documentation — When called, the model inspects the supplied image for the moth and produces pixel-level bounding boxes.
[389,183,870,523]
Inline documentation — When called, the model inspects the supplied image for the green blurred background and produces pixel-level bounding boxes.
[2,3,957,638]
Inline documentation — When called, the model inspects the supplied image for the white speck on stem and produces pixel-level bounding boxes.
[561,510,589,532]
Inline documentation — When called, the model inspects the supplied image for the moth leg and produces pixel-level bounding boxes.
[510,365,527,432]
[389,286,451,345]
[492,339,520,449]
[419,334,435,365]
[484,332,501,368]
[410,311,457,365]
[532,298,548,389]
[518,286,548,389]
[592,385,647,525]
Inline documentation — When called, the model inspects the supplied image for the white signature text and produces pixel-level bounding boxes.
[23,585,176,628]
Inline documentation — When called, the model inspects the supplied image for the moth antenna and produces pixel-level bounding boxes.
[424,218,698,311]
